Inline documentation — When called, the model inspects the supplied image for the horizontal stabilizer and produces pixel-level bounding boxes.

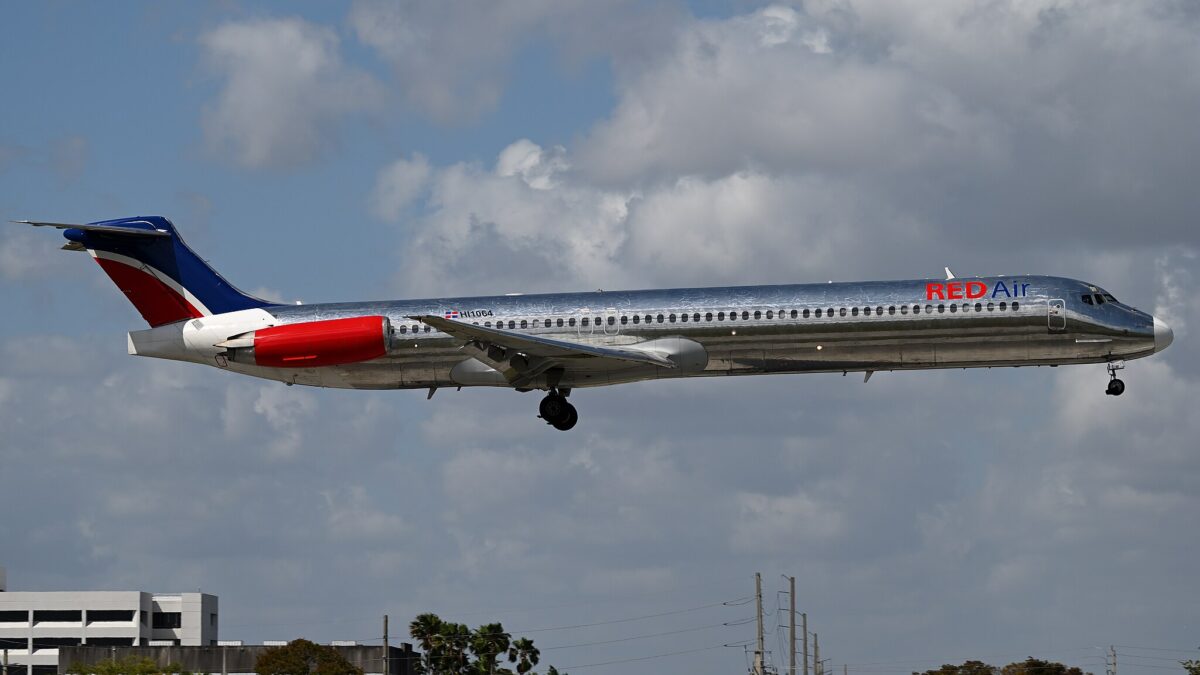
[13,219,172,237]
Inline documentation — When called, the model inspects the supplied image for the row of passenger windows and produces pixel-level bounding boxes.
[395,302,1022,335]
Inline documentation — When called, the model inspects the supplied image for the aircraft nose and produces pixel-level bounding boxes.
[1154,316,1174,353]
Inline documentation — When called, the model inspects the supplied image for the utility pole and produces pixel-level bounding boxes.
[813,632,820,675]
[383,615,390,675]
[1109,646,1117,675]
[788,576,796,675]
[802,613,808,675]
[754,572,765,675]
[4,647,9,675]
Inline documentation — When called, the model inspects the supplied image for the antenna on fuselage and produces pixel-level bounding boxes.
[944,267,956,280]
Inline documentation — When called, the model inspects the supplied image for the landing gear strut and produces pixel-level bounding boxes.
[1105,361,1125,397]
[538,390,578,430]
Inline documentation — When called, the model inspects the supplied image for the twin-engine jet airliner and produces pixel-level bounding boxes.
[18,216,1174,430]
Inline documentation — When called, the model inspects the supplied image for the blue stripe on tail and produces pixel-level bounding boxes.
[64,216,276,314]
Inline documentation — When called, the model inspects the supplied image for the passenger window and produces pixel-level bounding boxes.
[864,306,872,316]
[718,312,725,320]
[657,314,664,323]
[999,302,1006,311]
[814,308,821,318]
[937,304,945,313]
[974,303,982,312]
[582,317,589,326]
[1012,301,1019,311]
[888,306,896,315]
[949,304,957,313]
[620,315,628,325]
[519,320,527,329]
[425,325,432,332]
[753,310,761,320]
[792,310,799,319]
[544,319,551,328]
[484,322,492,328]
[1081,294,1093,305]
[668,314,676,323]
[604,316,612,325]
[693,313,700,322]
[802,309,809,318]
[680,313,688,322]
[706,312,713,322]
[986,302,994,311]
[644,315,652,324]
[826,308,834,317]
[742,311,750,320]
[766,310,774,319]
[875,306,883,315]
[399,325,407,334]
[900,305,908,315]
[729,311,737,321]
[632,314,640,324]
[851,307,859,316]
[925,305,933,314]
[557,318,564,327]
[913,305,921,314]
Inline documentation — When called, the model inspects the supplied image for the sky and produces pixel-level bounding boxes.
[1,1,1198,674]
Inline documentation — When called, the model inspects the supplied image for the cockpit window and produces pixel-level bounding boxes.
[1081,294,1093,305]
[1103,293,1117,303]
[1094,294,1105,305]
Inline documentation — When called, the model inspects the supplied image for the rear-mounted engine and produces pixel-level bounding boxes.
[228,316,392,368]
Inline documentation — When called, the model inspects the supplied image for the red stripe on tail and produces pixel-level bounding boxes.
[94,257,204,327]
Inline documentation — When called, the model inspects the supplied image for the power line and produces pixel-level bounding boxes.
[562,643,731,670]
[540,620,744,650]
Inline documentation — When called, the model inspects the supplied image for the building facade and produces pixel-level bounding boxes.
[0,568,218,675]
[58,644,419,675]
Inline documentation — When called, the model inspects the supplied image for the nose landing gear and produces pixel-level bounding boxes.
[1105,361,1125,396]
[538,390,578,430]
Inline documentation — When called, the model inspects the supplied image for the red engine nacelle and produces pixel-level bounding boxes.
[252,316,391,368]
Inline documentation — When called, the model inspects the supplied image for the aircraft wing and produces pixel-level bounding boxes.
[409,315,677,369]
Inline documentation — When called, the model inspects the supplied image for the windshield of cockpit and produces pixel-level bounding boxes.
[1079,289,1118,306]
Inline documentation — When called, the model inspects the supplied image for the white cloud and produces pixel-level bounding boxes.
[370,154,432,221]
[348,0,681,123]
[200,17,383,168]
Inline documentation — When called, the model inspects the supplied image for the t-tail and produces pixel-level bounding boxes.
[14,216,276,326]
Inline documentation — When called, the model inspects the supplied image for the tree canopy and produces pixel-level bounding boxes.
[915,658,1091,675]
[408,613,564,675]
[254,638,364,675]
[66,656,189,675]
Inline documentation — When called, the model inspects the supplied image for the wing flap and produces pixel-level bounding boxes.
[410,315,676,369]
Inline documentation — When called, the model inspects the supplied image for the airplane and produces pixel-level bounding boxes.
[16,216,1174,431]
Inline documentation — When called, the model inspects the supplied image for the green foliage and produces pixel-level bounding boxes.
[408,613,561,675]
[1000,657,1087,675]
[916,659,1091,675]
[915,661,998,675]
[1180,655,1200,675]
[254,638,364,675]
[66,656,188,675]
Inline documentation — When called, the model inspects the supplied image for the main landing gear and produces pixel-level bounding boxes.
[1105,361,1126,397]
[538,389,578,431]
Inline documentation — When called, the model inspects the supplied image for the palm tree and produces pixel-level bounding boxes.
[409,614,445,674]
[506,638,540,675]
[470,623,511,674]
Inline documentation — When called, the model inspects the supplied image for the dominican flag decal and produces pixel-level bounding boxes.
[445,310,460,319]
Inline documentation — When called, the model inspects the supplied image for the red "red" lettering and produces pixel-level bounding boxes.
[925,283,945,300]
[967,281,987,299]
[946,281,964,299]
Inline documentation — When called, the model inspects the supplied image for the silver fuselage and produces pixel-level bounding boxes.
[157,274,1163,391]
